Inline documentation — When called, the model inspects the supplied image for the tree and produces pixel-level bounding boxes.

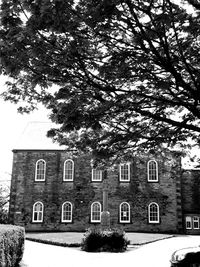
[0,0,200,160]
[0,184,9,223]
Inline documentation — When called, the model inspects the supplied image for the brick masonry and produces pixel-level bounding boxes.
[9,149,183,233]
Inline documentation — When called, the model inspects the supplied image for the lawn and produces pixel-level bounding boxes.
[26,232,83,247]
[26,232,173,247]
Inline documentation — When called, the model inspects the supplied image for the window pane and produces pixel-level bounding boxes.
[193,216,199,229]
[120,164,130,181]
[91,203,101,222]
[34,212,38,221]
[186,216,192,229]
[120,203,130,222]
[36,160,45,180]
[148,161,158,181]
[33,202,43,222]
[38,212,42,221]
[92,169,102,181]
[35,203,42,211]
[62,202,72,222]
[64,160,74,181]
[149,203,159,223]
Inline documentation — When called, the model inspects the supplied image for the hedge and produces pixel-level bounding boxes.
[81,228,130,252]
[0,224,25,267]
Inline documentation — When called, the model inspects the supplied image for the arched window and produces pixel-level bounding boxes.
[147,160,158,182]
[63,159,74,181]
[35,159,46,181]
[32,202,44,222]
[148,202,159,223]
[62,202,73,223]
[91,202,101,223]
[120,202,130,223]
[119,163,130,182]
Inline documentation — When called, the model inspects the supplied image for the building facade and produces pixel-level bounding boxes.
[181,169,200,234]
[10,148,196,233]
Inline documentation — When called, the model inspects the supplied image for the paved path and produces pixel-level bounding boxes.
[20,235,200,267]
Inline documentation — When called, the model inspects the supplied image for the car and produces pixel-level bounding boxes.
[171,246,200,266]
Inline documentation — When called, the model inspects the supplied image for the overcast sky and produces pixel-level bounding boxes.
[0,75,52,182]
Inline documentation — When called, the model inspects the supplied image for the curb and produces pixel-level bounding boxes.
[26,237,81,247]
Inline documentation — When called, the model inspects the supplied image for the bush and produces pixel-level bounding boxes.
[0,224,25,267]
[81,228,130,252]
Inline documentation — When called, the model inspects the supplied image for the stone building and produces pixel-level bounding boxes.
[181,169,200,234]
[9,148,183,233]
[8,122,200,234]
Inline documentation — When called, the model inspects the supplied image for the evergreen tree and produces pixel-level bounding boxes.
[0,0,200,159]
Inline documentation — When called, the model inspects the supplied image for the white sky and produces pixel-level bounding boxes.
[0,75,53,182]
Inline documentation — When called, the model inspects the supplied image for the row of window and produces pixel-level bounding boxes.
[32,201,160,224]
[186,216,200,230]
[35,159,159,182]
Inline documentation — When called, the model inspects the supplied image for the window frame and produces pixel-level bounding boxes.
[61,202,73,223]
[147,160,158,182]
[63,159,74,181]
[119,162,131,182]
[119,202,130,223]
[91,202,102,223]
[35,159,46,181]
[91,169,103,182]
[193,216,199,229]
[32,201,44,223]
[148,202,160,224]
[186,216,192,229]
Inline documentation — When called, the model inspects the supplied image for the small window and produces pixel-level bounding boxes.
[148,202,159,223]
[32,202,44,222]
[193,216,199,229]
[119,163,130,182]
[92,169,103,182]
[63,159,74,181]
[186,216,192,229]
[91,202,101,223]
[62,202,73,223]
[147,160,158,182]
[35,159,46,181]
[120,202,130,223]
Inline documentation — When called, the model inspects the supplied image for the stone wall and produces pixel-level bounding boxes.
[9,149,182,233]
[181,169,200,234]
[182,170,200,214]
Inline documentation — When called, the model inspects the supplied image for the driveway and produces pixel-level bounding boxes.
[20,235,200,267]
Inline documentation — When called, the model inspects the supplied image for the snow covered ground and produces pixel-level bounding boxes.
[20,235,200,267]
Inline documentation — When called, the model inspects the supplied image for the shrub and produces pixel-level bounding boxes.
[81,228,130,252]
[0,224,25,267]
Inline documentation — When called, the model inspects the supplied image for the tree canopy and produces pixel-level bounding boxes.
[0,0,200,160]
